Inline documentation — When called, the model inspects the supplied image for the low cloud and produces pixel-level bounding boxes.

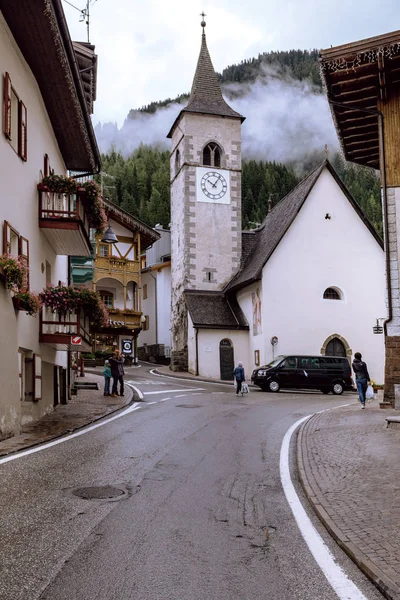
[95,67,338,167]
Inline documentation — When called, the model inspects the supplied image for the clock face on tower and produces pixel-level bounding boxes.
[196,167,230,204]
[201,171,227,200]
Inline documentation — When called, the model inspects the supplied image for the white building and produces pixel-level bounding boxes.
[167,24,386,386]
[139,226,171,362]
[0,1,100,438]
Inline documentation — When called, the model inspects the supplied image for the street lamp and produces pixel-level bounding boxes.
[101,223,118,244]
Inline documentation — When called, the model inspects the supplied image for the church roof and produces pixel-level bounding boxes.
[185,290,249,330]
[225,159,383,293]
[167,33,244,138]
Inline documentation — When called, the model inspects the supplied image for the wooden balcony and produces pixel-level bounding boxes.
[94,256,140,285]
[38,185,92,256]
[39,306,92,351]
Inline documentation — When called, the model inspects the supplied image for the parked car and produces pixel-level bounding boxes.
[251,355,353,395]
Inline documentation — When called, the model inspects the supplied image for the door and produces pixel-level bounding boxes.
[219,339,234,380]
[326,337,346,357]
[277,356,300,388]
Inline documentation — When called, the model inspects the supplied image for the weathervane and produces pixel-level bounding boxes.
[200,11,206,33]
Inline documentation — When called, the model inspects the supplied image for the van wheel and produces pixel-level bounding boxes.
[268,379,280,393]
[321,388,330,395]
[331,381,344,395]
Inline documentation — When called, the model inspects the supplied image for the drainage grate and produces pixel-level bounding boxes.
[72,485,126,500]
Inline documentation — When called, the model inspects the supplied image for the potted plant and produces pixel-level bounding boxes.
[40,284,79,316]
[0,255,26,290]
[12,291,41,316]
[78,287,110,327]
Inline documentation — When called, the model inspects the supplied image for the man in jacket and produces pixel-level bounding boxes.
[233,361,245,395]
[109,350,125,398]
[352,352,370,409]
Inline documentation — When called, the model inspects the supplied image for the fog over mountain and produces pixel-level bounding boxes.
[94,66,338,167]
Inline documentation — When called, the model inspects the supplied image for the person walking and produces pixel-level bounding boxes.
[109,350,125,398]
[352,352,370,409]
[233,361,245,395]
[102,360,112,396]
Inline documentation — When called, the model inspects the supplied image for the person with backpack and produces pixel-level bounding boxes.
[233,361,245,395]
[352,352,370,409]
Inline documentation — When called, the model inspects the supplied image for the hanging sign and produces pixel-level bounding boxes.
[122,339,133,354]
[71,336,82,345]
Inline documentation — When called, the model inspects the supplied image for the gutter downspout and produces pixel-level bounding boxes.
[195,327,199,376]
[148,271,158,345]
[328,101,392,334]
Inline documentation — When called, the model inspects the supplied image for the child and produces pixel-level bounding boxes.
[103,360,111,396]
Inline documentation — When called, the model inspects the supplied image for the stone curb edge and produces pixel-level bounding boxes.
[0,385,138,459]
[296,414,400,600]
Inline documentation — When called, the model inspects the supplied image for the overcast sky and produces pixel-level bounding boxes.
[62,0,399,127]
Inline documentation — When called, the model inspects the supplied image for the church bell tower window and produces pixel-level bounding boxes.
[203,142,221,168]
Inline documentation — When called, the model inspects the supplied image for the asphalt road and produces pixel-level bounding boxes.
[0,365,384,600]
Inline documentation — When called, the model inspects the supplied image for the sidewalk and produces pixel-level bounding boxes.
[298,399,400,599]
[0,373,133,457]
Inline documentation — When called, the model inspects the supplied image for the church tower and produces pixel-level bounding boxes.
[167,18,245,371]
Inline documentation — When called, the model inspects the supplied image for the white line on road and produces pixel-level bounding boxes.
[126,383,144,401]
[175,394,187,398]
[143,388,205,395]
[280,411,368,600]
[150,369,229,387]
[0,404,142,465]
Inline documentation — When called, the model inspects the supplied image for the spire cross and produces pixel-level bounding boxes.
[200,12,206,33]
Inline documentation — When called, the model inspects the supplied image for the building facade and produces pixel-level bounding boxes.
[0,1,100,439]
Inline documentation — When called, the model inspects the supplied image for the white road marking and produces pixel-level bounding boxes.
[175,394,187,398]
[126,383,144,401]
[147,402,158,405]
[0,404,141,465]
[143,388,205,395]
[150,369,230,387]
[280,409,368,600]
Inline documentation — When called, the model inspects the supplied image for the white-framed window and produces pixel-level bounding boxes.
[3,72,28,160]
[99,291,114,309]
[99,244,110,257]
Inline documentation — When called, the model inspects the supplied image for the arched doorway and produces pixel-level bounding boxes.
[219,339,234,380]
[325,337,346,357]
[321,334,352,364]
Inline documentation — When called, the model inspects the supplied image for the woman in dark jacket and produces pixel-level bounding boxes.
[109,350,125,397]
[352,352,370,409]
[233,361,245,395]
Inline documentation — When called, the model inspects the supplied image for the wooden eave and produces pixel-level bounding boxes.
[320,30,400,169]
[1,0,100,172]
[103,199,161,250]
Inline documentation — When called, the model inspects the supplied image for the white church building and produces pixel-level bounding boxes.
[165,23,386,385]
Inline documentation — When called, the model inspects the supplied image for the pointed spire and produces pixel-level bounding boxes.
[167,21,244,138]
[185,27,244,120]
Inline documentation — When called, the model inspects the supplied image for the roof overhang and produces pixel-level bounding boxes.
[103,199,161,250]
[320,30,400,169]
[1,0,101,172]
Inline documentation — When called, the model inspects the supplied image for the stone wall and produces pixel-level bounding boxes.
[170,348,188,372]
[384,336,400,403]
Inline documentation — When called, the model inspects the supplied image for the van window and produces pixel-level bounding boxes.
[299,358,310,369]
[310,357,321,369]
[282,357,297,369]
[321,357,343,369]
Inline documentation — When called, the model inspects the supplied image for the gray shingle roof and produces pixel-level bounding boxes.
[225,159,383,293]
[167,34,244,138]
[185,291,249,329]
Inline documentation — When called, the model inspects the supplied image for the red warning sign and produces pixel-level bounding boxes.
[71,336,82,345]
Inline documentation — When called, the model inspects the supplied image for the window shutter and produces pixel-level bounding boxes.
[18,350,23,401]
[33,354,42,402]
[3,220,10,254]
[3,72,11,139]
[19,235,29,291]
[18,100,27,161]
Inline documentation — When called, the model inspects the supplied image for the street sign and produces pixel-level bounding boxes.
[71,335,82,345]
[122,339,132,354]
[373,326,383,334]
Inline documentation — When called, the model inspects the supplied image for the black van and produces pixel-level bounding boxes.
[251,355,353,395]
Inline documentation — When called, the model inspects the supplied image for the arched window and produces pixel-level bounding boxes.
[99,290,114,309]
[203,142,221,167]
[175,149,180,173]
[323,287,341,300]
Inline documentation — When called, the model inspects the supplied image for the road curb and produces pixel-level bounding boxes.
[297,415,400,600]
[0,385,137,458]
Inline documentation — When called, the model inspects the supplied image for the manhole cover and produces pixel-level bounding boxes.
[175,404,202,408]
[72,485,126,500]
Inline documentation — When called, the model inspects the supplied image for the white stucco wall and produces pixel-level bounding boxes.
[0,13,71,432]
[189,326,249,379]
[252,167,386,382]
[140,266,171,348]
